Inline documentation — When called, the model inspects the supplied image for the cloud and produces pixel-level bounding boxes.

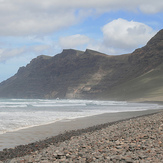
[58,18,157,55]
[59,34,90,49]
[0,0,162,36]
[100,18,156,54]
[139,1,163,14]
[0,17,157,62]
[0,1,78,36]
[0,47,26,62]
[0,44,55,63]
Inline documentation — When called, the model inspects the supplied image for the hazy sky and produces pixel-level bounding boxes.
[0,0,162,82]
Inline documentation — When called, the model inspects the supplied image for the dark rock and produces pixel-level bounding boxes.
[0,30,163,101]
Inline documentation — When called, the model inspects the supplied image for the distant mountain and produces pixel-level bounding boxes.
[0,29,163,102]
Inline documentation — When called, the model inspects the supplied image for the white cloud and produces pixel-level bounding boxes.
[0,0,162,36]
[59,34,90,49]
[101,18,156,54]
[0,1,77,36]
[31,45,52,54]
[0,47,26,62]
[58,18,157,55]
[139,1,163,14]
[0,44,55,62]
[0,17,158,61]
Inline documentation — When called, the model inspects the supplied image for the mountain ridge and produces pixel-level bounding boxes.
[0,29,163,101]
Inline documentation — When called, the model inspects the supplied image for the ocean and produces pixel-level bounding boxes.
[0,99,161,135]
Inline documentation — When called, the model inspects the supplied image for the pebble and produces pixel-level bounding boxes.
[1,111,163,163]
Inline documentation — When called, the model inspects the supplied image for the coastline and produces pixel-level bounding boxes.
[0,108,162,161]
[0,109,161,151]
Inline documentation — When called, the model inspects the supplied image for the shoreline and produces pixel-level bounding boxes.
[0,109,161,151]
[0,108,162,161]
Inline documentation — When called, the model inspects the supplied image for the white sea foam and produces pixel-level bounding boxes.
[0,99,161,134]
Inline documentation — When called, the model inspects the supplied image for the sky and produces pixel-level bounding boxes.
[0,0,163,82]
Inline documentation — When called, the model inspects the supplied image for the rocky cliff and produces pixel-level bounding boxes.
[0,29,163,101]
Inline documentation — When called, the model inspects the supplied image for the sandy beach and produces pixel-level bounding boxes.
[0,108,162,162]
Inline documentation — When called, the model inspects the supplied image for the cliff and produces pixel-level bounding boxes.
[0,29,163,101]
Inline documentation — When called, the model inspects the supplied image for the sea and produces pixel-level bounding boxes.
[0,98,161,135]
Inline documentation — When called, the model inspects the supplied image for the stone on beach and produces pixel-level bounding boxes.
[1,111,163,162]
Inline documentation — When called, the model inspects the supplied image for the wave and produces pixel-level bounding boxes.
[0,99,160,109]
[0,105,28,108]
[0,99,161,135]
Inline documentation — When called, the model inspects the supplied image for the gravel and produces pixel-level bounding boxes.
[0,111,163,163]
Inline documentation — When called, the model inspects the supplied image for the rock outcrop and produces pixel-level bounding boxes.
[0,29,163,101]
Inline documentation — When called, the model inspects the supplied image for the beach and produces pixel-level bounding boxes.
[0,108,162,162]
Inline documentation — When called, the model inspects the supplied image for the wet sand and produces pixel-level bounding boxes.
[0,109,162,151]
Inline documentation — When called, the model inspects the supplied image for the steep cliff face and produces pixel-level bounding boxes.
[128,29,163,75]
[0,30,163,101]
[0,49,110,98]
